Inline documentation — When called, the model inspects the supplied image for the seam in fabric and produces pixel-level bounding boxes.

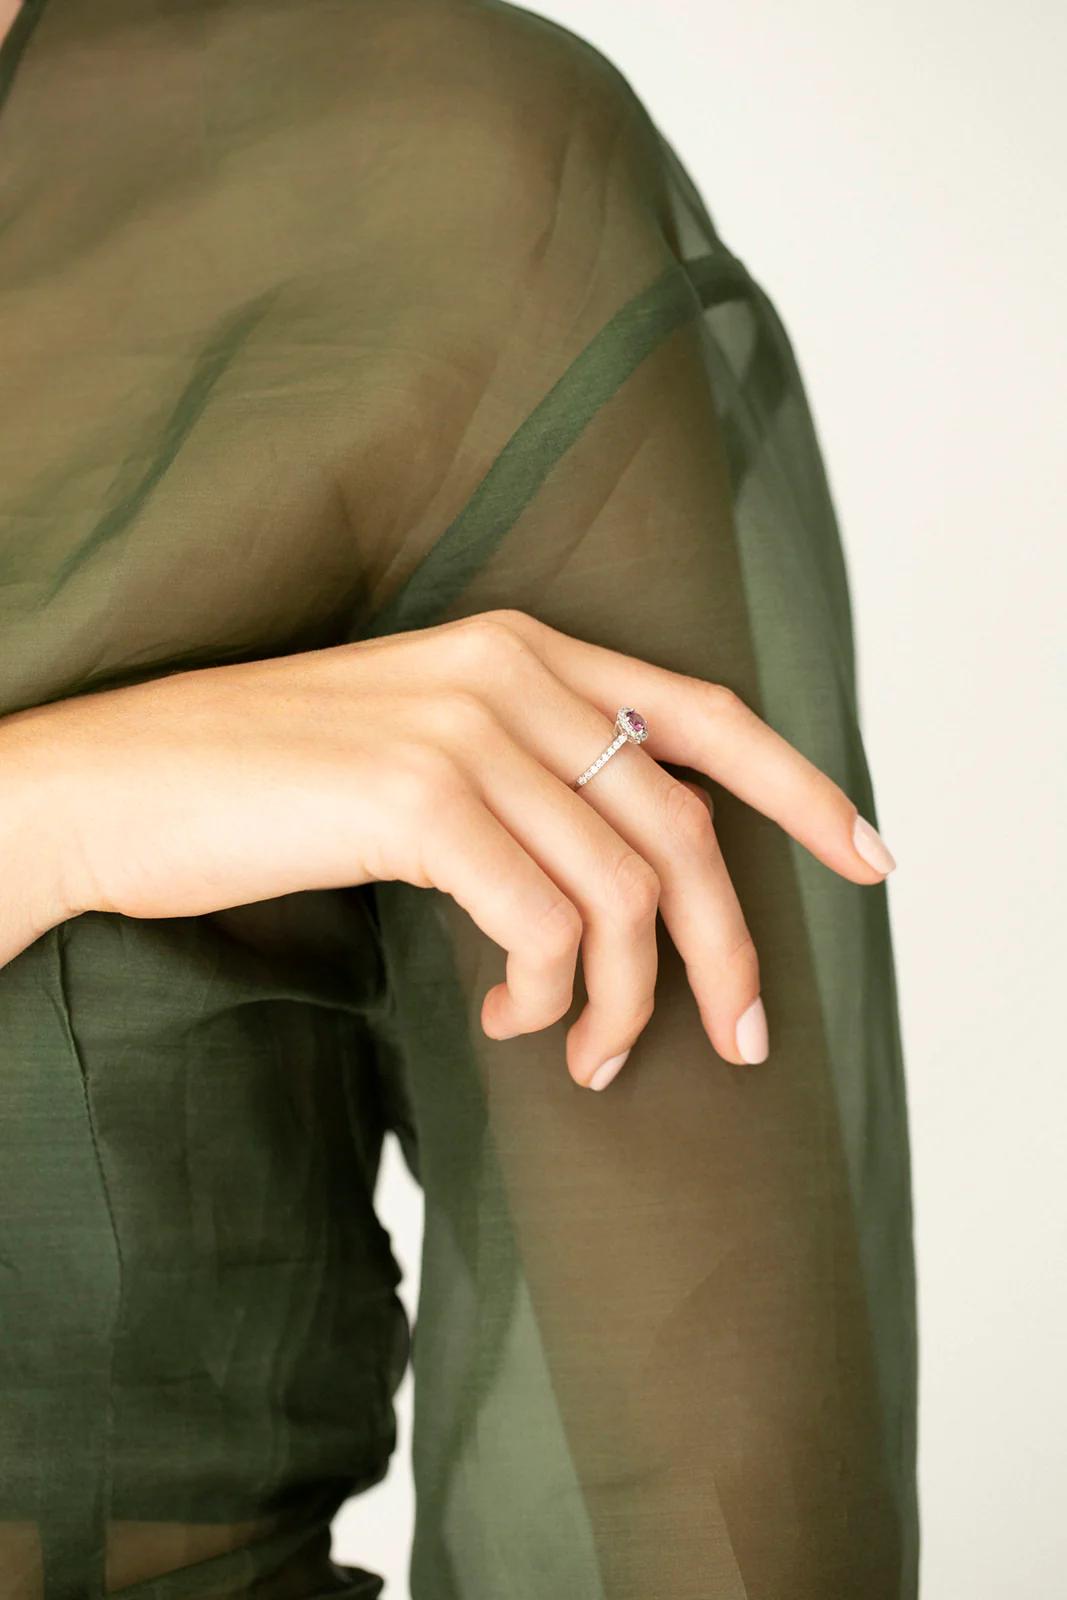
[52,918,126,1600]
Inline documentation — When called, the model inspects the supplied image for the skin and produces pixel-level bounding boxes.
[0,1,894,1087]
[0,0,20,50]
[0,609,895,1088]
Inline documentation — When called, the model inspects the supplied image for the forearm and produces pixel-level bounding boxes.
[0,707,79,963]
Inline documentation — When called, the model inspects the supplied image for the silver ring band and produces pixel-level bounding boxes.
[573,707,649,791]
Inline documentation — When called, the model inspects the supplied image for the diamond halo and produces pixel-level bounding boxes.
[573,706,650,790]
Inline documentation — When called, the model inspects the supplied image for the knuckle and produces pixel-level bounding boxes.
[430,688,498,743]
[623,993,656,1036]
[663,780,716,853]
[701,680,746,719]
[457,612,536,675]
[537,990,576,1028]
[386,741,467,817]
[481,606,539,641]
[529,894,583,961]
[608,851,661,924]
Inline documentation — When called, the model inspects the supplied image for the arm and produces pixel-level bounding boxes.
[332,11,916,1597]
[0,716,76,966]
[360,339,912,1598]
[0,6,916,1591]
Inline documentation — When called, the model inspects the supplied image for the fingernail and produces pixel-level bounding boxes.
[589,1049,630,1091]
[735,997,769,1065]
[852,814,897,876]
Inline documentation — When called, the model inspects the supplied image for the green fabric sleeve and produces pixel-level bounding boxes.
[0,3,917,1596]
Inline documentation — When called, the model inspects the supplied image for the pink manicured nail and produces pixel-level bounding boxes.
[735,997,769,1065]
[589,1049,630,1090]
[852,814,897,876]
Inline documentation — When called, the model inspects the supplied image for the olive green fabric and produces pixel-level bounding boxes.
[0,1,918,1596]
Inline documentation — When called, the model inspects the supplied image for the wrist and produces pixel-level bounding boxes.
[0,704,87,942]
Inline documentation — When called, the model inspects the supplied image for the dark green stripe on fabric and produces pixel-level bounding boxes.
[361,251,751,641]
[43,290,281,605]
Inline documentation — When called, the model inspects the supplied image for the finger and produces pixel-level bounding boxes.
[438,643,764,1068]
[665,780,768,1066]
[417,771,583,1041]
[530,708,766,1068]
[496,611,896,885]
[458,660,759,1068]
[463,731,660,1090]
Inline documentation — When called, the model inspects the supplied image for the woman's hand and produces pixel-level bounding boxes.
[0,609,895,1087]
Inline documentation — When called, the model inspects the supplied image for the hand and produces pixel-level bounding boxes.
[0,609,895,1087]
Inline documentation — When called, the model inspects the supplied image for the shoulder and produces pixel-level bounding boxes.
[219,0,652,128]
[203,0,678,261]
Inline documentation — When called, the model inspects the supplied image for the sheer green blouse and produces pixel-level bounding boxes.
[0,2,917,1597]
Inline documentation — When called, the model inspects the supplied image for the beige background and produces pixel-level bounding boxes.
[332,2,1067,1594]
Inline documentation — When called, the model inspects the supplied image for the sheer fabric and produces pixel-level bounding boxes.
[0,1,918,1596]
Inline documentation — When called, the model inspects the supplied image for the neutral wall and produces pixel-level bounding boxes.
[333,3,1067,1594]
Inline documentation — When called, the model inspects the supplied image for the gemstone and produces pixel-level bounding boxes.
[619,708,647,741]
